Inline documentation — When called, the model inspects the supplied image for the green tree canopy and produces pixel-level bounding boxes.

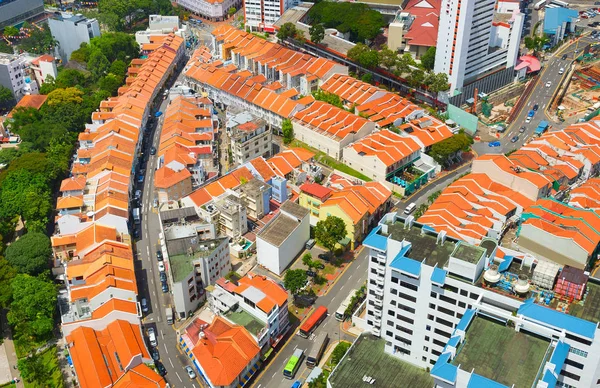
[5,232,51,275]
[314,215,346,254]
[8,274,56,343]
[89,32,139,62]
[312,89,343,109]
[0,169,53,229]
[420,47,436,71]
[308,2,385,42]
[88,49,110,80]
[407,68,425,88]
[109,59,128,77]
[3,26,19,37]
[282,118,294,144]
[228,7,237,16]
[0,85,14,106]
[424,72,450,93]
[19,27,56,54]
[0,258,16,308]
[309,23,325,44]
[428,132,473,165]
[347,43,379,69]
[98,73,123,95]
[331,342,351,365]
[42,87,88,132]
[284,269,308,295]
[277,22,302,41]
[18,350,53,385]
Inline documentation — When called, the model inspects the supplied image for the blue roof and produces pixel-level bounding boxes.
[467,374,509,388]
[390,255,421,278]
[430,353,457,383]
[363,226,387,251]
[540,341,570,387]
[544,7,579,34]
[422,224,436,233]
[497,256,513,272]
[518,299,597,339]
[431,267,447,286]
[456,309,476,332]
[446,335,460,349]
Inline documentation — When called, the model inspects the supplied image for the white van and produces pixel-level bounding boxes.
[404,203,417,214]
[148,327,157,347]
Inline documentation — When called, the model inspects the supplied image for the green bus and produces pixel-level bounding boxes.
[283,349,304,379]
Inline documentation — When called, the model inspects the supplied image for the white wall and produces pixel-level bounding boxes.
[292,121,376,160]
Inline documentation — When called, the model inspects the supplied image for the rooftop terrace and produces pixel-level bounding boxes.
[452,316,550,388]
[568,281,600,324]
[329,333,433,388]
[384,221,456,268]
[224,308,266,337]
[168,238,226,283]
[452,242,486,264]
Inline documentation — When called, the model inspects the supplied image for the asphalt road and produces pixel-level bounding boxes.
[252,248,370,388]
[133,60,202,388]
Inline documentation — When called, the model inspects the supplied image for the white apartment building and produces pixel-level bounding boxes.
[0,53,37,101]
[135,15,188,46]
[176,0,240,21]
[230,117,272,165]
[434,0,524,104]
[215,194,248,238]
[245,0,297,32]
[363,212,600,388]
[48,13,101,62]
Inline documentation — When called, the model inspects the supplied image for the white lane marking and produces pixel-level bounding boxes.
[154,303,158,310]
[145,231,149,239]
[340,285,345,291]
[161,330,165,339]
[176,372,183,382]
[169,358,174,368]
[164,343,169,354]
[293,344,298,350]
[349,274,353,279]
[150,278,154,285]
[152,291,156,296]
[147,247,150,257]
[271,372,277,379]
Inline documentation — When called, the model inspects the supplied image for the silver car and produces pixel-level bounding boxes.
[185,366,196,380]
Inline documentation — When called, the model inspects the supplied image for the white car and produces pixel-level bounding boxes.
[559,68,564,75]
[158,262,165,272]
[185,366,196,380]
[545,81,552,88]
[525,116,532,123]
[147,327,157,347]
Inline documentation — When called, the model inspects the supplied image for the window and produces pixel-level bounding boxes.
[432,349,441,357]
[438,306,455,317]
[458,301,466,308]
[396,313,414,325]
[423,346,428,352]
[429,303,436,309]
[398,305,416,314]
[387,320,394,326]
[569,347,588,358]
[430,291,437,298]
[470,292,479,300]
[388,309,395,316]
[559,369,580,381]
[434,328,451,338]
[427,314,434,320]
[391,300,397,306]
[565,333,592,346]
[400,281,418,292]
[436,317,454,328]
[426,325,431,331]
[396,325,413,335]
[564,359,584,370]
[443,284,458,293]
[395,335,412,345]
[460,290,468,296]
[386,330,393,337]
[422,356,427,362]
[433,338,446,348]
[391,276,399,284]
[391,288,398,295]
[425,336,430,341]
[439,294,457,305]
[397,291,417,303]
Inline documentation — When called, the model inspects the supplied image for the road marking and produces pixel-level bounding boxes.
[147,247,150,257]
[169,358,174,368]
[271,373,277,379]
[145,231,149,239]
[154,303,158,310]
[164,343,169,354]
[153,291,156,296]
[176,372,182,382]
[349,274,353,279]
[161,330,165,339]
[340,285,345,291]
[293,344,298,350]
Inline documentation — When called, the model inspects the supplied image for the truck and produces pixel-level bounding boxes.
[133,208,141,224]
[165,307,174,325]
[535,120,549,136]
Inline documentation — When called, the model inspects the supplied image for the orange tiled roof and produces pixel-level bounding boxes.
[293,101,370,141]
[7,94,48,118]
[234,273,288,312]
[348,129,421,167]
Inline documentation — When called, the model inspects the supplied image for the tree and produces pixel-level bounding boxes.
[228,7,237,17]
[8,274,57,343]
[0,169,53,228]
[427,190,442,204]
[428,132,473,166]
[46,138,73,179]
[308,2,385,42]
[425,72,450,94]
[0,40,13,54]
[3,26,19,37]
[87,49,110,80]
[284,269,308,295]
[18,351,52,385]
[308,371,328,388]
[277,22,301,41]
[282,118,294,144]
[302,252,314,270]
[314,216,346,255]
[347,43,379,69]
[0,85,14,106]
[42,87,87,132]
[312,89,343,109]
[309,23,325,44]
[70,42,90,63]
[378,47,399,69]
[0,259,16,308]
[524,34,551,56]
[19,27,56,54]
[5,232,51,275]
[109,59,128,77]
[414,203,429,220]
[331,342,351,365]
[98,73,123,95]
[407,68,425,88]
[420,47,436,71]
[395,53,416,76]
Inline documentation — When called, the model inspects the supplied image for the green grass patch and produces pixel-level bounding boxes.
[322,264,336,275]
[22,346,64,388]
[290,140,372,182]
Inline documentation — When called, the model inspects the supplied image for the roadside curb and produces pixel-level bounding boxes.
[340,320,359,338]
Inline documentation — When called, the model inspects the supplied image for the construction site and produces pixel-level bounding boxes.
[553,46,600,121]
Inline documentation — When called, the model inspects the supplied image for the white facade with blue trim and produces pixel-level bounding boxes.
[363,212,600,388]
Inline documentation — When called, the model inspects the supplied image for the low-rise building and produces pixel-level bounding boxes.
[0,53,37,101]
[215,194,248,238]
[209,273,290,349]
[544,7,579,45]
[230,117,272,165]
[48,13,101,62]
[29,54,57,88]
[176,0,241,21]
[387,0,440,58]
[135,15,188,48]
[299,183,333,226]
[179,316,261,388]
[292,101,376,160]
[256,200,310,275]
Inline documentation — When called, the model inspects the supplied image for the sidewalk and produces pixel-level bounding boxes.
[1,315,23,388]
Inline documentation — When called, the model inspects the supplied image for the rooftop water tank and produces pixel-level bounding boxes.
[514,275,530,295]
[484,264,501,284]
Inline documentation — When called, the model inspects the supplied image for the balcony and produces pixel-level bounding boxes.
[377,266,385,276]
[373,308,382,317]
[374,287,384,296]
[376,277,384,287]
[373,318,381,327]
[374,299,383,307]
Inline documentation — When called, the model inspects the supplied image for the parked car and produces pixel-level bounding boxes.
[511,135,519,143]
[559,68,565,75]
[147,327,157,346]
[150,146,157,155]
[306,270,317,277]
[160,272,167,282]
[141,298,149,313]
[488,141,501,147]
[519,126,526,133]
[294,293,317,307]
[185,366,196,380]
[318,253,330,261]
[151,348,160,361]
[137,174,144,183]
[161,282,169,293]
[315,263,325,270]
[133,228,140,239]
[156,250,163,261]
[292,381,302,388]
[155,362,167,376]
[525,116,532,123]
[135,190,142,200]
[158,262,165,272]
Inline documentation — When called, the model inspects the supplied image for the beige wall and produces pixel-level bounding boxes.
[293,121,376,160]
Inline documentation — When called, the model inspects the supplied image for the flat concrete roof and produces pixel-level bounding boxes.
[257,211,303,247]
[280,200,309,220]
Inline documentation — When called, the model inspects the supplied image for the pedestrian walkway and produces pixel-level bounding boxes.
[1,331,23,388]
